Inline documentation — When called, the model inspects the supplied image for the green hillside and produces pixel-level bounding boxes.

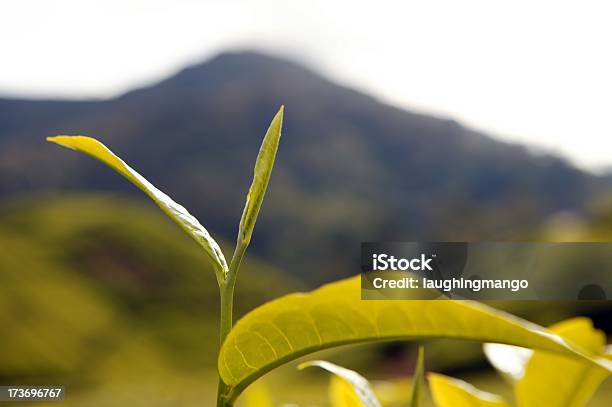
[0,194,610,405]
[0,195,302,387]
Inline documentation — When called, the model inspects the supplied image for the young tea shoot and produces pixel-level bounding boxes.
[48,106,611,406]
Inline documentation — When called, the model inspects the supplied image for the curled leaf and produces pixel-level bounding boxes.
[515,317,611,407]
[329,376,370,407]
[483,343,533,381]
[299,360,381,407]
[47,136,228,283]
[428,373,509,407]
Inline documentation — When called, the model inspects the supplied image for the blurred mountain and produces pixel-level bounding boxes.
[0,51,606,283]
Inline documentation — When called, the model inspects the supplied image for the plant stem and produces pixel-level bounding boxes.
[216,239,248,407]
[216,285,233,406]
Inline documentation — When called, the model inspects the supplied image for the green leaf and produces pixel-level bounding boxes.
[218,276,611,401]
[240,380,273,407]
[299,360,381,407]
[371,378,414,406]
[237,106,284,246]
[515,317,611,407]
[428,373,509,407]
[329,376,370,407]
[46,136,228,283]
[409,346,425,407]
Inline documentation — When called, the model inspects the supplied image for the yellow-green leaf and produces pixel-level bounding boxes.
[218,276,611,401]
[237,106,283,246]
[47,135,228,283]
[372,378,414,406]
[330,375,369,407]
[409,346,425,407]
[515,317,611,407]
[428,373,509,407]
[299,360,381,407]
[240,380,273,407]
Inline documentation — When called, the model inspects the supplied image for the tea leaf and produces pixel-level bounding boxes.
[241,380,273,407]
[237,106,284,246]
[515,317,611,407]
[218,276,611,400]
[329,376,369,407]
[409,346,425,407]
[371,378,414,405]
[483,343,532,381]
[47,136,228,283]
[299,360,381,407]
[428,373,509,407]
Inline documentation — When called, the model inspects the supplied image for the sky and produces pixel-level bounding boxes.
[1,0,611,171]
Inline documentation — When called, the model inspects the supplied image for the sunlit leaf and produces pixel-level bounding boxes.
[409,346,425,407]
[330,376,369,407]
[372,378,413,405]
[428,373,509,407]
[515,317,611,407]
[237,106,284,246]
[299,360,381,407]
[47,135,228,283]
[240,380,273,407]
[218,276,611,401]
[483,343,532,381]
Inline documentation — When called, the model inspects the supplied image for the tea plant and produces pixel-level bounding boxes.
[48,107,611,406]
[279,317,611,407]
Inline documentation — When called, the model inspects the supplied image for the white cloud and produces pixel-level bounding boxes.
[1,0,611,170]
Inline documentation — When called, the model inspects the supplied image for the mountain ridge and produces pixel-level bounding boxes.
[0,51,602,282]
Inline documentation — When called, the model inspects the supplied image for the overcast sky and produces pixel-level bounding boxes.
[1,0,611,170]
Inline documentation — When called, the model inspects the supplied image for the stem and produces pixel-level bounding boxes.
[218,284,234,355]
[216,239,248,407]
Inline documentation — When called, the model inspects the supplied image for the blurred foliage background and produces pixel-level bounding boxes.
[0,52,611,405]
